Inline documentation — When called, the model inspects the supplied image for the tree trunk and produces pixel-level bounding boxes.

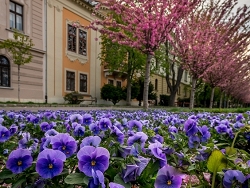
[18,64,20,103]
[189,77,197,109]
[209,87,215,109]
[126,74,131,106]
[169,92,176,106]
[143,54,152,109]
[219,92,223,108]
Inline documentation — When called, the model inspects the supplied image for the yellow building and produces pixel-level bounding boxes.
[46,0,126,104]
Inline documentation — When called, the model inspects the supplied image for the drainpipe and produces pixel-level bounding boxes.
[44,0,48,103]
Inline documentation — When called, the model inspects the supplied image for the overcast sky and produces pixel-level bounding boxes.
[237,0,250,7]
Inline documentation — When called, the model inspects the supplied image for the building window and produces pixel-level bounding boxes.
[116,81,121,88]
[79,73,87,92]
[155,79,158,91]
[0,56,10,87]
[79,30,87,56]
[66,71,75,91]
[68,25,77,52]
[184,71,188,82]
[108,79,114,85]
[177,86,181,96]
[67,24,87,56]
[9,1,23,31]
[184,88,187,97]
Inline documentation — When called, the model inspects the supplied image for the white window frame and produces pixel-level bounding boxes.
[65,68,76,93]
[116,80,122,87]
[78,71,88,94]
[108,79,114,85]
[66,19,88,64]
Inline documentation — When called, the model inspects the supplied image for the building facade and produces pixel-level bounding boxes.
[0,0,45,103]
[46,0,126,104]
[0,0,189,105]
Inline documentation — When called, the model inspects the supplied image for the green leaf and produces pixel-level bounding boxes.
[0,169,16,179]
[225,147,237,156]
[12,177,26,188]
[207,150,227,173]
[64,173,88,185]
[114,174,131,188]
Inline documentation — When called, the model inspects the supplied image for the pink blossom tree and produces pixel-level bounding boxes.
[88,0,200,109]
[169,0,250,109]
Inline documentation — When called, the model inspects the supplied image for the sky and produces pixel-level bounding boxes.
[238,0,250,6]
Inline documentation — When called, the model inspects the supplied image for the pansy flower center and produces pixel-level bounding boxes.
[17,161,22,166]
[167,180,172,185]
[2,134,5,137]
[49,164,53,169]
[62,146,66,150]
[91,160,96,166]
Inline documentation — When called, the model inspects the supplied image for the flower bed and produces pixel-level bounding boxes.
[0,109,249,188]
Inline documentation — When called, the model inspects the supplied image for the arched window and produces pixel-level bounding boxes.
[0,55,10,87]
[155,79,158,91]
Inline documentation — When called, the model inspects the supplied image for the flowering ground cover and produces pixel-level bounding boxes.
[0,109,249,188]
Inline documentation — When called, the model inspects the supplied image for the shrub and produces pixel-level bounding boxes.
[178,97,190,107]
[159,95,170,106]
[101,84,124,105]
[63,91,81,104]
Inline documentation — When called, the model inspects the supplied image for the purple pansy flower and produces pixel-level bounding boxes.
[9,124,18,136]
[73,125,85,137]
[128,120,143,132]
[18,132,39,152]
[40,122,53,132]
[199,125,211,143]
[109,182,125,188]
[89,122,101,135]
[80,136,101,148]
[0,125,10,142]
[155,165,184,188]
[69,114,83,124]
[77,146,110,177]
[50,133,77,158]
[148,141,167,167]
[6,149,33,174]
[36,149,66,179]
[122,156,150,183]
[45,129,58,137]
[188,135,200,149]
[184,119,198,136]
[111,126,125,144]
[88,169,105,188]
[82,113,92,125]
[99,118,112,131]
[127,132,148,150]
[223,170,246,188]
[215,124,228,134]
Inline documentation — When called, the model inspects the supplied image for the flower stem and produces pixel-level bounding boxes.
[231,131,239,149]
[211,170,216,188]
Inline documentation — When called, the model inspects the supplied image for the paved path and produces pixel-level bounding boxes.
[0,106,147,112]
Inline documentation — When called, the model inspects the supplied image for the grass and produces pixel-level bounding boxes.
[0,101,250,113]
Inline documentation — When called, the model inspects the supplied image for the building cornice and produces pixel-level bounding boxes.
[69,0,106,19]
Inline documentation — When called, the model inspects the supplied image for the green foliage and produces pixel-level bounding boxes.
[64,173,88,185]
[177,97,190,107]
[0,30,33,65]
[122,82,140,100]
[195,82,221,108]
[207,150,227,173]
[159,95,170,106]
[135,77,157,105]
[63,91,81,104]
[101,84,124,105]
